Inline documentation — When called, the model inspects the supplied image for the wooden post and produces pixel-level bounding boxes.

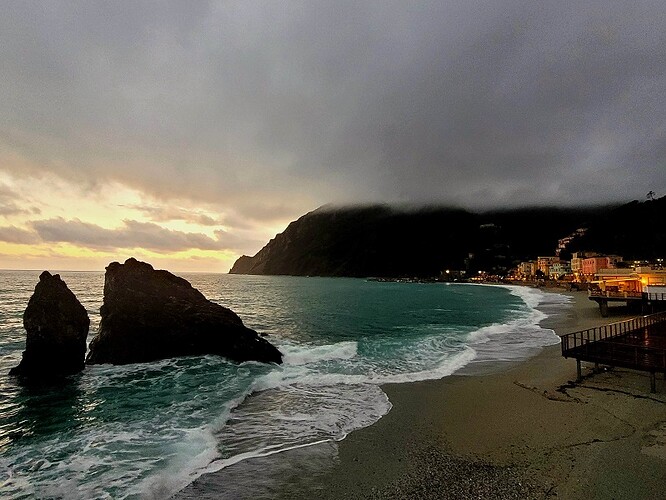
[576,359,582,382]
[650,372,656,393]
[599,299,609,318]
[594,362,599,373]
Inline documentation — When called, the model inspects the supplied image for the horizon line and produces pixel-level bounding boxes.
[0,268,231,275]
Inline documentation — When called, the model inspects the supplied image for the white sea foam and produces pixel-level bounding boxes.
[137,388,256,499]
[464,284,568,365]
[160,282,572,493]
[253,344,477,390]
[281,340,358,365]
[181,381,393,486]
[143,335,476,496]
[139,426,221,500]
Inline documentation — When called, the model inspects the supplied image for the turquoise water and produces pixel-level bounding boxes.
[0,272,566,499]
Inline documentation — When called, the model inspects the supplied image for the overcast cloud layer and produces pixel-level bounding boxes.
[1,1,664,213]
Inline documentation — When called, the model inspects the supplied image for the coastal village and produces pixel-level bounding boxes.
[437,225,666,395]
[511,228,664,288]
[510,229,666,313]
[3,3,666,498]
[451,225,666,316]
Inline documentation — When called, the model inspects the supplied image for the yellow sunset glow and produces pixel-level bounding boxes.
[0,170,295,273]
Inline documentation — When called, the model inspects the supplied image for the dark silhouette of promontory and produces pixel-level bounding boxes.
[230,198,666,278]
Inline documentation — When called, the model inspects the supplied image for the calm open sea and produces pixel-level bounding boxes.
[0,272,568,499]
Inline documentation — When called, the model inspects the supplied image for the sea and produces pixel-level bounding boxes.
[0,271,569,499]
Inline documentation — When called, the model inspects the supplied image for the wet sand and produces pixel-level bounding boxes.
[176,290,666,500]
[307,290,666,499]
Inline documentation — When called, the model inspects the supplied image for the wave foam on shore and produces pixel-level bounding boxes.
[161,284,573,499]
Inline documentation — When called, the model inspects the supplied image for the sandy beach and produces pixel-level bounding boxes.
[177,289,666,500]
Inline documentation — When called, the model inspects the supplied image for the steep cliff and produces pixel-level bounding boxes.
[229,204,628,277]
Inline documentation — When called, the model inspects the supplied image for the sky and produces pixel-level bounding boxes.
[1,1,665,272]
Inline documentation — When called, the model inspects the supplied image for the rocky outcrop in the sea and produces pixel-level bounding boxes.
[10,271,90,378]
[86,258,282,365]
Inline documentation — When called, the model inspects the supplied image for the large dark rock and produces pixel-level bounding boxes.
[86,258,282,365]
[10,271,90,378]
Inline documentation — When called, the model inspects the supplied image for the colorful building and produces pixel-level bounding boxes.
[537,256,559,276]
[581,255,622,279]
[549,262,572,280]
[571,251,596,278]
[518,261,537,278]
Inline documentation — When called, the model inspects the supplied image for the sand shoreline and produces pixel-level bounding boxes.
[176,287,665,500]
[308,289,666,499]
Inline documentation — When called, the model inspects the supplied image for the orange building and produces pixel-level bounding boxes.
[581,255,622,278]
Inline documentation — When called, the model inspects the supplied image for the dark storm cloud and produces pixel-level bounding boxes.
[30,218,258,252]
[1,1,665,210]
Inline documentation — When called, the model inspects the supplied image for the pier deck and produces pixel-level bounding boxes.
[588,291,666,316]
[561,312,666,392]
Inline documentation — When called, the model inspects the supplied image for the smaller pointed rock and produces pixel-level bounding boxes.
[10,271,90,378]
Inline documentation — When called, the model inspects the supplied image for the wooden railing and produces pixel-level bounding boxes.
[588,290,643,299]
[645,292,666,302]
[561,311,666,355]
[561,311,666,391]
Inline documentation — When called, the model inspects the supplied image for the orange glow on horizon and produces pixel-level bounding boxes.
[0,242,241,273]
[0,172,296,273]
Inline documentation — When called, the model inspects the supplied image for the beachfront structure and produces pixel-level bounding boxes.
[537,256,559,276]
[588,269,666,316]
[582,257,607,277]
[571,257,582,279]
[592,269,640,291]
[561,311,666,393]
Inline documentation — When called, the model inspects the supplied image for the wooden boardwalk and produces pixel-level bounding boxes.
[588,291,666,317]
[561,312,666,392]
